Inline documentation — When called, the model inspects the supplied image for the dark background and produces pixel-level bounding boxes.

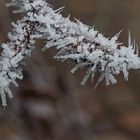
[0,0,140,140]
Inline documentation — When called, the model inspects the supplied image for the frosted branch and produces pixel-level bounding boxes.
[0,0,140,106]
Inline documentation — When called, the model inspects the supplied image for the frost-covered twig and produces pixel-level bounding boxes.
[0,0,140,106]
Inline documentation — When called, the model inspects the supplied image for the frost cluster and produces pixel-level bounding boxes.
[0,0,140,106]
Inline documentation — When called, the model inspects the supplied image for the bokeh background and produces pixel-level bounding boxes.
[0,0,140,140]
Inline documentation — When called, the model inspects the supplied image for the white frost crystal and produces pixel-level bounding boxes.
[0,0,140,106]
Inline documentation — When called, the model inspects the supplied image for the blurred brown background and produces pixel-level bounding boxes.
[0,0,140,140]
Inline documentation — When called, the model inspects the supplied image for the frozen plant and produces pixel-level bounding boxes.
[0,0,140,106]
